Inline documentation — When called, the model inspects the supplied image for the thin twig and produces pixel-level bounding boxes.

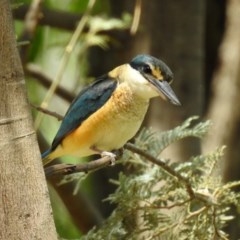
[136,198,192,210]
[30,103,63,121]
[124,143,195,199]
[13,4,81,31]
[214,180,240,198]
[23,0,42,37]
[13,4,130,40]
[19,0,43,62]
[130,0,142,35]
[213,207,228,240]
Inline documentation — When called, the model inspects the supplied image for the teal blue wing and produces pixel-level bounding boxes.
[50,75,117,151]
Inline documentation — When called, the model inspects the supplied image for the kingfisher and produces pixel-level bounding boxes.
[42,54,181,165]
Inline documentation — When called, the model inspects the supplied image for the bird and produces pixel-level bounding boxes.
[42,54,181,166]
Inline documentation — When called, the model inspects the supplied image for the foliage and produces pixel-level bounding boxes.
[80,117,240,240]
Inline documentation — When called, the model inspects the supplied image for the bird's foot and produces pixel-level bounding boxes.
[101,151,116,166]
[113,148,124,159]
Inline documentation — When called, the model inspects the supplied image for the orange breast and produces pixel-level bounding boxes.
[53,83,149,158]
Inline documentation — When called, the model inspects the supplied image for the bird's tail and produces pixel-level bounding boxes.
[41,149,53,166]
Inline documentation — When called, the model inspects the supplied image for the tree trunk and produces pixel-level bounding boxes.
[0,1,57,239]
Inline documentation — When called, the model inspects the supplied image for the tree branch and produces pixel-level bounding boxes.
[30,103,63,120]
[26,63,74,103]
[13,4,130,40]
[18,0,43,63]
[13,4,82,31]
[44,155,114,178]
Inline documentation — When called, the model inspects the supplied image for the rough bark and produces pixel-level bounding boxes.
[0,1,57,239]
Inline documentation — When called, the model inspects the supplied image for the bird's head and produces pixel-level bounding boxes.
[125,54,181,105]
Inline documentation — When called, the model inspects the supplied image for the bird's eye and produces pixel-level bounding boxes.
[142,64,152,74]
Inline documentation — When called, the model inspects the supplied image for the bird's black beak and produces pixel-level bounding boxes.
[149,78,181,106]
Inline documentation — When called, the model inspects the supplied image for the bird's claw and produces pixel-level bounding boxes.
[101,151,116,166]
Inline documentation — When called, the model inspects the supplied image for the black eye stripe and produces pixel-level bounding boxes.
[142,64,152,74]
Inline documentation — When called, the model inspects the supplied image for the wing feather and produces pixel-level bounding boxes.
[51,75,117,150]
